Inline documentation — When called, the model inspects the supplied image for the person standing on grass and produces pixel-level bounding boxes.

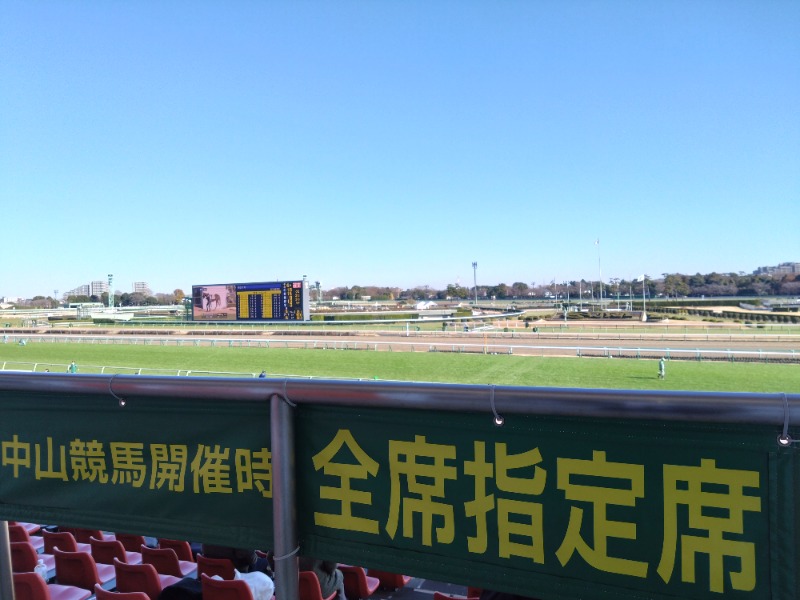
[658,357,666,380]
[68,360,78,374]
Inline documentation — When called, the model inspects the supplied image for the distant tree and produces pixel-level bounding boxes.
[129,292,146,306]
[780,280,800,296]
[663,274,690,298]
[173,289,185,302]
[156,292,176,304]
[511,282,529,298]
[486,284,509,299]
[29,296,55,309]
[445,283,470,299]
[417,287,432,300]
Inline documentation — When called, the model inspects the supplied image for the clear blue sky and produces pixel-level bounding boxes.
[2,1,798,299]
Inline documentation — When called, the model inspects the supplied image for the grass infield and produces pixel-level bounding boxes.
[0,341,797,393]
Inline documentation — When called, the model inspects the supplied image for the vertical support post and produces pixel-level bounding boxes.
[0,520,14,600]
[271,393,298,600]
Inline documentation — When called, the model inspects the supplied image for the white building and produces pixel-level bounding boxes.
[132,282,152,296]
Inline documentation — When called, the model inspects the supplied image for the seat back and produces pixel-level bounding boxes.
[90,537,128,565]
[113,559,163,600]
[196,554,236,580]
[94,584,150,600]
[43,531,79,554]
[157,539,194,562]
[141,546,183,577]
[53,549,101,591]
[115,534,148,553]
[9,524,32,543]
[61,528,105,544]
[13,572,51,600]
[200,573,254,600]
[299,571,335,600]
[340,565,380,599]
[10,542,40,572]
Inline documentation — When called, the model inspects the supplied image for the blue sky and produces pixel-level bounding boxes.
[2,1,798,299]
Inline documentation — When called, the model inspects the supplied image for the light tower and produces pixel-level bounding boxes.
[107,274,114,308]
[472,261,478,305]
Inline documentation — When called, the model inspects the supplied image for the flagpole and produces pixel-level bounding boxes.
[642,275,647,322]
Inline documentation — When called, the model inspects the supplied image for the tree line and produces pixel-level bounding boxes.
[12,271,800,308]
[326,272,800,302]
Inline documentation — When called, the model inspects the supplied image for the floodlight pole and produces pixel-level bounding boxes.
[472,262,478,305]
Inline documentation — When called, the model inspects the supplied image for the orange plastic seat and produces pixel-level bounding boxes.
[367,569,412,590]
[10,541,56,574]
[298,571,336,600]
[113,558,182,600]
[93,585,150,600]
[9,524,46,552]
[90,536,142,565]
[13,571,92,600]
[52,548,116,591]
[157,538,195,562]
[200,573,254,600]
[42,531,91,555]
[115,534,149,553]
[141,545,197,578]
[196,553,236,580]
[340,565,380,599]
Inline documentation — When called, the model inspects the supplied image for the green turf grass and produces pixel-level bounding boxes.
[0,341,797,393]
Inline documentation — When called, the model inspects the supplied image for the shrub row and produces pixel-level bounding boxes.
[660,307,800,324]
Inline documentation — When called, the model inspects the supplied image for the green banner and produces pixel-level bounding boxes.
[1,389,798,599]
[0,391,272,549]
[296,405,798,600]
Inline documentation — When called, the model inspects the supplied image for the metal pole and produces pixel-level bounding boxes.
[0,521,13,600]
[472,262,478,305]
[270,393,298,600]
[595,239,603,306]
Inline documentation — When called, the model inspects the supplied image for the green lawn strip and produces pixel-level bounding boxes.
[0,342,797,393]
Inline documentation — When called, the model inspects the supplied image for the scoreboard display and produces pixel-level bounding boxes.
[191,280,309,322]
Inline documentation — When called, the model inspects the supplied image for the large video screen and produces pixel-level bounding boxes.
[191,280,309,322]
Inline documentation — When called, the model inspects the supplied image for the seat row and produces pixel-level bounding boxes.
[8,523,434,600]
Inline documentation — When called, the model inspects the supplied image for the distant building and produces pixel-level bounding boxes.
[66,284,91,297]
[754,262,800,276]
[132,281,152,296]
[90,280,109,296]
